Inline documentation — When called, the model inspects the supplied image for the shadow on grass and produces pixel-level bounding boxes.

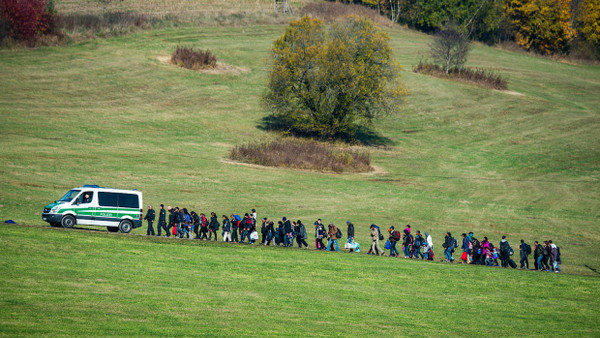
[257,114,395,147]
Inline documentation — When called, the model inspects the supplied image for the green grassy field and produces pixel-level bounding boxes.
[0,23,598,274]
[0,3,599,334]
[1,224,599,336]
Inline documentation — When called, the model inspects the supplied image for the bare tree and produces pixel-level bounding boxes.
[430,25,471,74]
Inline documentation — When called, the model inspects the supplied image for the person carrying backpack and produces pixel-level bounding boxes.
[443,232,455,262]
[499,236,515,268]
[369,224,385,256]
[265,221,275,246]
[388,226,400,257]
[294,220,309,249]
[191,211,200,239]
[229,215,239,243]
[520,239,531,269]
[413,231,425,259]
[326,223,340,252]
[208,212,219,241]
[402,230,413,258]
[240,214,252,243]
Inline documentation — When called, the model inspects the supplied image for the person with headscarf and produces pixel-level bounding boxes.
[424,232,433,260]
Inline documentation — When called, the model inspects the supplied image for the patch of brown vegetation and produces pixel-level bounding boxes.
[301,2,394,28]
[229,138,373,173]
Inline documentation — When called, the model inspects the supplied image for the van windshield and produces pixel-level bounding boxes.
[58,189,81,202]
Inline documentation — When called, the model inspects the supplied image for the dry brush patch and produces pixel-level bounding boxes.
[229,138,373,173]
[413,61,508,90]
[171,46,217,70]
[300,2,395,28]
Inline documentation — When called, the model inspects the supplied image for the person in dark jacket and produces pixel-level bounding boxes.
[229,215,239,243]
[541,241,551,270]
[175,207,185,238]
[414,230,425,259]
[208,212,219,241]
[519,239,530,269]
[144,205,155,236]
[443,232,455,262]
[283,217,293,247]
[240,214,251,243]
[157,204,167,237]
[346,220,355,252]
[261,218,268,245]
[265,221,275,245]
[275,221,284,246]
[166,206,174,237]
[388,226,400,257]
[402,230,413,258]
[499,236,513,268]
[222,215,231,242]
[295,220,309,249]
[191,211,200,239]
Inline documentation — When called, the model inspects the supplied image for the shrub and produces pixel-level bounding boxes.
[430,24,471,73]
[230,138,372,173]
[413,61,508,90]
[171,46,217,70]
[263,16,404,141]
[0,0,58,44]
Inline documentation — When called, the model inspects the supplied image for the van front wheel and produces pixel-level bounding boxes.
[119,220,132,234]
[61,215,75,228]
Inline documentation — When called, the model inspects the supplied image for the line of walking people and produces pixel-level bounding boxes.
[142,205,561,272]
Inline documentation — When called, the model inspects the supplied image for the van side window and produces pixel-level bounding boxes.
[98,192,118,207]
[118,194,139,209]
[79,191,93,204]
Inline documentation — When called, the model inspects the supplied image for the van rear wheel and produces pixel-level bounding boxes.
[61,215,75,228]
[119,220,132,234]
[107,227,119,233]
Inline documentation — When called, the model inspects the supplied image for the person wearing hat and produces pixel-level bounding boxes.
[370,224,385,256]
[326,222,340,252]
[346,220,355,252]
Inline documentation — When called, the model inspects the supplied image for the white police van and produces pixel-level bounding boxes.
[42,185,143,233]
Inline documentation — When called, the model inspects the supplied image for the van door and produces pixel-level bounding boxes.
[72,190,95,225]
[96,192,119,227]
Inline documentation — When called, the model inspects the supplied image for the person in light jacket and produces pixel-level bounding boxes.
[370,224,385,256]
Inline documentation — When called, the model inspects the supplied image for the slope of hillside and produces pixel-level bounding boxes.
[1,224,599,335]
[0,24,598,278]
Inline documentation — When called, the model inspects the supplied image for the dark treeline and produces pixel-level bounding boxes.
[328,0,600,60]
